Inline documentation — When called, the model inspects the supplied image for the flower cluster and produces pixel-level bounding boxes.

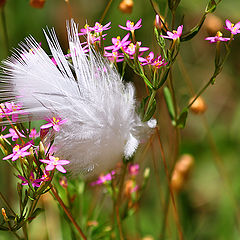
[0,102,25,122]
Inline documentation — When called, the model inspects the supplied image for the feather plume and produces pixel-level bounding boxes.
[0,20,155,176]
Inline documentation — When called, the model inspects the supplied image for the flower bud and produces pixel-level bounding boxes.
[204,14,222,36]
[189,96,207,114]
[171,154,194,192]
[29,0,45,8]
[154,14,167,31]
[59,176,68,189]
[0,0,6,8]
[119,0,133,14]
[1,208,8,221]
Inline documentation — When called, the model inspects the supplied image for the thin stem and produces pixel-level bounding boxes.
[1,7,9,54]
[100,0,113,23]
[64,0,72,19]
[0,192,17,217]
[50,185,87,240]
[155,128,184,240]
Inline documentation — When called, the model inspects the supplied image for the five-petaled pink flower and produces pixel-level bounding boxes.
[40,117,67,132]
[119,19,142,32]
[124,42,149,56]
[89,22,111,33]
[3,144,31,161]
[2,128,25,141]
[139,52,167,68]
[224,19,240,35]
[4,102,25,122]
[91,171,116,186]
[29,128,39,139]
[161,25,183,40]
[105,33,131,51]
[40,156,70,173]
[18,172,42,188]
[205,31,231,43]
[104,50,124,62]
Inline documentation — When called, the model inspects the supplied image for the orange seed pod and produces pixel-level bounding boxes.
[189,96,207,114]
[30,0,45,8]
[119,0,133,14]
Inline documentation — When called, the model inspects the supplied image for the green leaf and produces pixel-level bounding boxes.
[163,86,175,121]
[143,98,156,122]
[176,109,188,128]
[205,0,217,13]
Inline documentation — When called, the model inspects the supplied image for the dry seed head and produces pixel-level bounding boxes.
[189,96,207,114]
[119,0,133,14]
[30,0,45,8]
[171,154,194,192]
[205,14,223,36]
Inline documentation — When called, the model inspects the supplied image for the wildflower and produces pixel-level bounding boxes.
[139,52,167,68]
[138,51,155,65]
[119,19,142,32]
[89,22,111,33]
[91,171,116,186]
[2,128,25,141]
[205,31,230,43]
[29,128,39,139]
[40,117,67,132]
[124,42,149,56]
[119,0,133,14]
[5,102,25,122]
[18,172,42,187]
[40,156,70,173]
[0,20,155,176]
[79,24,91,35]
[224,19,240,35]
[129,163,139,176]
[3,144,31,161]
[154,14,166,31]
[160,25,183,40]
[104,50,124,62]
[40,170,51,182]
[105,33,131,51]
[59,176,68,188]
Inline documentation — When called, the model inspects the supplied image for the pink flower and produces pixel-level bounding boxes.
[40,170,51,182]
[119,19,142,32]
[40,156,70,173]
[3,144,31,161]
[124,42,149,56]
[161,25,183,40]
[4,102,25,122]
[205,31,230,43]
[2,128,25,141]
[18,172,42,188]
[139,52,167,68]
[224,19,240,35]
[78,24,92,36]
[91,171,116,186]
[129,163,139,176]
[89,22,111,33]
[104,50,124,62]
[105,33,131,51]
[29,128,39,139]
[40,117,67,132]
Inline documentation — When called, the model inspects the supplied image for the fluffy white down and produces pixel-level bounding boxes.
[0,20,155,176]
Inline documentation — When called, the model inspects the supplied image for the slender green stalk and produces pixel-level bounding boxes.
[0,192,16,217]
[100,0,113,23]
[1,7,9,55]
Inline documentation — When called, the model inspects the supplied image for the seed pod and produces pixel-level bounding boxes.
[119,0,133,14]
[171,154,194,192]
[30,0,45,8]
[204,14,222,36]
[0,0,6,8]
[189,96,207,114]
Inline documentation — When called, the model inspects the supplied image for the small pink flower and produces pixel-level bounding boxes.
[119,19,142,32]
[129,163,139,176]
[139,52,167,68]
[105,34,131,51]
[138,51,155,65]
[4,102,25,122]
[40,117,67,132]
[78,24,92,35]
[29,128,39,139]
[91,171,116,186]
[124,42,149,56]
[40,170,51,182]
[2,128,25,141]
[18,172,42,188]
[104,50,124,62]
[89,22,111,33]
[205,31,231,43]
[224,19,240,35]
[40,156,70,173]
[3,144,31,161]
[161,25,183,40]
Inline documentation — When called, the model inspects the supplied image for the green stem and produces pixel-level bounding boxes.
[100,0,113,23]
[0,192,17,217]
[1,7,9,54]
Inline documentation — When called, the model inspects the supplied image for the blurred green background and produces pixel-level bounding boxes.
[1,0,240,239]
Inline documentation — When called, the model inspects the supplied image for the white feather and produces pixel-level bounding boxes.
[0,20,155,176]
